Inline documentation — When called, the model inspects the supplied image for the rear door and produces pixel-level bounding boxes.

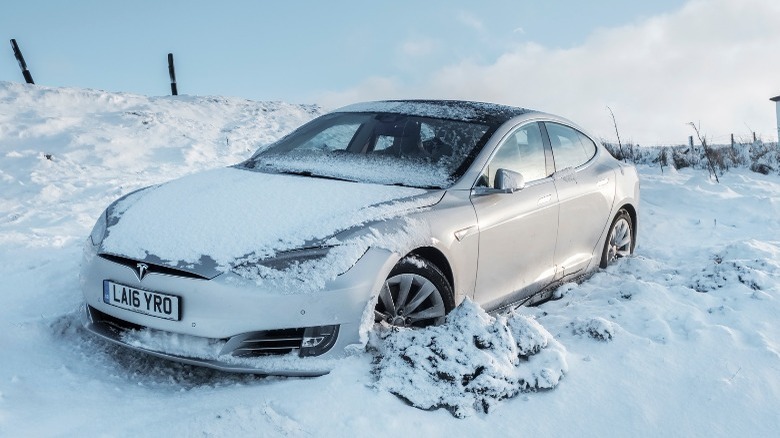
[542,122,616,279]
[471,122,559,310]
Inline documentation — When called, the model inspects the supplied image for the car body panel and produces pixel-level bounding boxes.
[412,189,481,301]
[553,155,618,279]
[470,177,559,309]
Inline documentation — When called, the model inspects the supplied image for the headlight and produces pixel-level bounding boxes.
[89,211,107,246]
[255,246,333,271]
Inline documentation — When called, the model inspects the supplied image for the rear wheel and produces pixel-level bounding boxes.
[600,209,633,268]
[374,256,455,328]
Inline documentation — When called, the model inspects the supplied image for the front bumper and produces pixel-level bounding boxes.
[79,245,398,375]
[81,305,341,375]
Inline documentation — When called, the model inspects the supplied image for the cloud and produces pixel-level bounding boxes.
[456,11,485,33]
[398,38,438,58]
[319,0,780,144]
[318,76,403,109]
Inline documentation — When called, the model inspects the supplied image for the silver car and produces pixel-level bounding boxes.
[81,100,639,375]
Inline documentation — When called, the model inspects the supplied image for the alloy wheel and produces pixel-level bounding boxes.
[375,272,447,328]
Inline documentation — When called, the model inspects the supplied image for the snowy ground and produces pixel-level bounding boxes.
[1,82,779,436]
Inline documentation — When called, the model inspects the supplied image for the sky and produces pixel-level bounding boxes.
[3,0,780,144]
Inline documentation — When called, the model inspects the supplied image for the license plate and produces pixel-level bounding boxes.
[103,280,181,321]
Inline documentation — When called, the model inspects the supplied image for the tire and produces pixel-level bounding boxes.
[600,209,634,268]
[374,256,455,328]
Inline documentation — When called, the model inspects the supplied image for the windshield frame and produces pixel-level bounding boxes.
[243,111,502,189]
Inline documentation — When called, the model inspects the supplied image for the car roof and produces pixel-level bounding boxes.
[335,100,532,125]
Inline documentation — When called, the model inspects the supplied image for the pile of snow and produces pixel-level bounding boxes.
[371,298,567,417]
[570,317,617,341]
[2,82,780,435]
[0,81,321,255]
[690,240,780,294]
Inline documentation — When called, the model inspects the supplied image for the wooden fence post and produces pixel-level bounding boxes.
[10,39,34,84]
[168,53,178,96]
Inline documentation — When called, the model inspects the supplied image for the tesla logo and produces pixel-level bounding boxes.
[136,263,149,281]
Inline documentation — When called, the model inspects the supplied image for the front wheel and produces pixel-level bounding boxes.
[374,256,455,328]
[600,209,634,268]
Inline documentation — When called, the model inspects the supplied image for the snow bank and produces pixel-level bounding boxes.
[0,81,322,253]
[603,140,780,176]
[4,83,780,436]
[370,298,567,417]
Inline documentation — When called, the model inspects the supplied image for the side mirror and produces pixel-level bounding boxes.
[494,168,525,193]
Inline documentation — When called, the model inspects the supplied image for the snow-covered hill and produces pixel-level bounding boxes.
[1,82,779,436]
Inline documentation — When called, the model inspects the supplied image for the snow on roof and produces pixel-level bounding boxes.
[336,100,529,124]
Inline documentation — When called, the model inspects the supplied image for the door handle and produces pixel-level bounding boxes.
[537,194,552,205]
[597,177,609,187]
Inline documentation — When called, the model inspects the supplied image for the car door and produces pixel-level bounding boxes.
[471,122,559,310]
[543,122,616,279]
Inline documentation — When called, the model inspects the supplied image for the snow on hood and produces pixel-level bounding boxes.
[101,166,436,269]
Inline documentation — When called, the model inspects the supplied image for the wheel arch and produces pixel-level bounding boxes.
[406,246,455,294]
[618,202,638,250]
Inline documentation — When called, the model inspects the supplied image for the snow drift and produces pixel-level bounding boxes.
[2,82,780,436]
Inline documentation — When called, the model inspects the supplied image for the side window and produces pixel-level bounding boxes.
[373,135,395,152]
[478,123,547,187]
[544,122,597,170]
[577,131,597,160]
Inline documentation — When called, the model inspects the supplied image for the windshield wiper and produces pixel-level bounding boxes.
[389,182,442,190]
[273,169,358,183]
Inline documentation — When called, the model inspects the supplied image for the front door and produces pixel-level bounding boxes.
[471,122,559,310]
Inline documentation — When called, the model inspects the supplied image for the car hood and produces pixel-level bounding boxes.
[100,167,440,277]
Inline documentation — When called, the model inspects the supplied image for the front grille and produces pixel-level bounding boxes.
[89,306,334,359]
[228,329,306,357]
[99,254,207,280]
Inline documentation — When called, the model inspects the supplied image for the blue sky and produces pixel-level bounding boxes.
[3,0,780,143]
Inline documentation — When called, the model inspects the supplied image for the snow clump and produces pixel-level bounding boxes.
[690,241,780,293]
[370,298,568,418]
[570,317,617,341]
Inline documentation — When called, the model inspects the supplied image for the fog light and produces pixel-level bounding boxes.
[299,325,339,357]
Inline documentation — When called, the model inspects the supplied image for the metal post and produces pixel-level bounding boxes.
[168,53,178,96]
[10,39,34,84]
[730,133,734,148]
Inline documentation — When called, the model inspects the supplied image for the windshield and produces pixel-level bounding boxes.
[242,112,496,189]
